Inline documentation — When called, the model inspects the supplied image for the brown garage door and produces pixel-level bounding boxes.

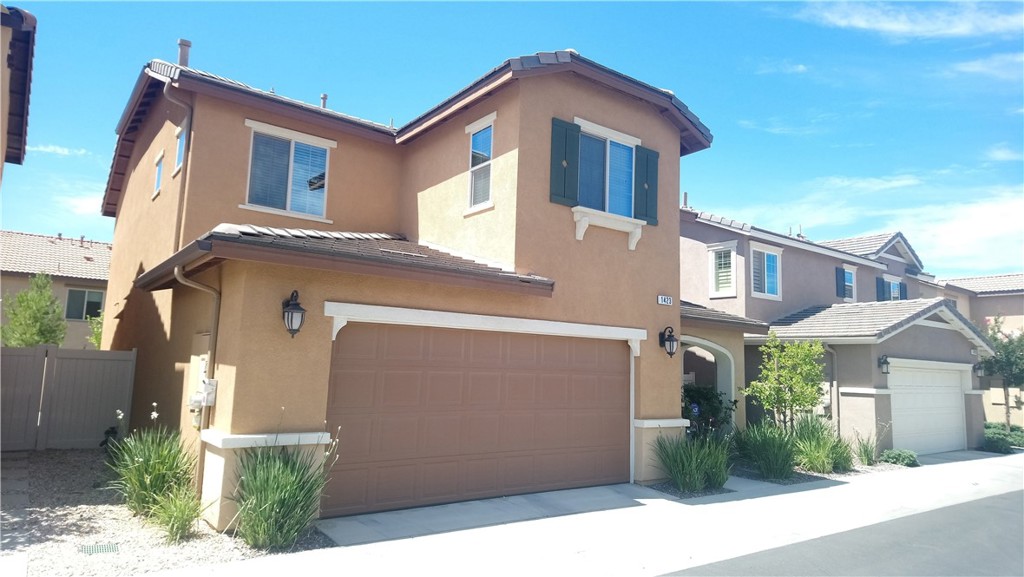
[322,322,630,517]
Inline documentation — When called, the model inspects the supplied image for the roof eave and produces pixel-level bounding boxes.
[2,6,37,165]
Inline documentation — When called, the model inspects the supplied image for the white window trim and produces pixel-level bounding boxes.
[883,273,902,301]
[173,126,185,176]
[152,150,164,199]
[574,117,640,219]
[466,112,496,209]
[572,206,645,251]
[707,240,738,299]
[244,119,336,219]
[65,288,105,321]
[749,241,783,301]
[843,264,857,303]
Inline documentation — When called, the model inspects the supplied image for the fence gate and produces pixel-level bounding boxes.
[1,346,136,451]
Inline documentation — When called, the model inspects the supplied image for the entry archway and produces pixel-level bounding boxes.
[679,335,737,431]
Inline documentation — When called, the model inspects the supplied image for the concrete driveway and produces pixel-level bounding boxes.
[144,450,1023,577]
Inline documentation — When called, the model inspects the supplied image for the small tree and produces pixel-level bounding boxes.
[746,331,826,431]
[1,273,67,347]
[981,316,1024,430]
[86,311,104,349]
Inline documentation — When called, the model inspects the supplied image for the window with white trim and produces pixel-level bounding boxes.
[750,242,782,299]
[576,118,640,219]
[174,126,186,172]
[153,151,164,198]
[244,119,336,218]
[889,280,901,301]
[707,241,737,298]
[66,288,104,321]
[843,265,856,301]
[465,112,495,209]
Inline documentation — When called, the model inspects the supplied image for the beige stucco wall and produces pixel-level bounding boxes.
[1,272,107,349]
[972,294,1023,335]
[678,324,748,429]
[983,384,1023,428]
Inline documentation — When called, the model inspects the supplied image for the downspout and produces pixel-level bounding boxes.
[173,265,219,490]
[824,344,840,433]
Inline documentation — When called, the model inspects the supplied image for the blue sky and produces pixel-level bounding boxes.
[2,1,1021,279]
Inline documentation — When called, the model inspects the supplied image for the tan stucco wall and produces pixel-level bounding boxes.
[982,381,1024,428]
[1,272,107,349]
[972,294,1023,335]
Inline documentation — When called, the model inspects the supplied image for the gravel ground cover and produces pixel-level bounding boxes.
[1,450,334,577]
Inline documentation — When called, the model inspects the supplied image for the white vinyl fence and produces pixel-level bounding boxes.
[1,345,135,451]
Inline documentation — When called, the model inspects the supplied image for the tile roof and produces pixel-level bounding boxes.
[679,301,769,332]
[155,224,553,293]
[0,230,112,281]
[766,298,989,348]
[816,232,895,256]
[941,273,1024,295]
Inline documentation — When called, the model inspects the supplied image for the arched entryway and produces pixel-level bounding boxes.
[679,336,737,433]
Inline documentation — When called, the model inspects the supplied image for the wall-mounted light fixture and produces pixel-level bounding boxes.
[974,363,985,378]
[281,290,306,338]
[878,355,890,375]
[659,326,679,358]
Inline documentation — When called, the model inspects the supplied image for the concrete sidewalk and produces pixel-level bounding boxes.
[142,450,1023,577]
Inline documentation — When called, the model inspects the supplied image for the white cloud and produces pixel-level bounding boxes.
[985,144,1024,162]
[756,61,808,75]
[950,53,1024,82]
[55,194,103,216]
[26,144,89,156]
[809,174,922,193]
[798,2,1023,39]
[738,112,839,136]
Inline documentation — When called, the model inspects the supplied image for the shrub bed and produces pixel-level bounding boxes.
[653,433,732,493]
[879,448,920,467]
[984,422,1024,447]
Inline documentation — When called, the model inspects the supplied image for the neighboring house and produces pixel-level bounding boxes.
[929,274,1024,427]
[0,230,112,348]
[101,45,712,527]
[1,4,36,186]
[679,210,993,455]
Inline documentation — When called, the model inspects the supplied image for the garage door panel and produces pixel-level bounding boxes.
[324,323,629,517]
[889,366,966,455]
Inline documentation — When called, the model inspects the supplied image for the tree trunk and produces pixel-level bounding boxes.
[1005,385,1012,431]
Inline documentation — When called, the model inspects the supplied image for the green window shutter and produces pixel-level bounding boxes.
[633,145,659,225]
[835,267,845,298]
[550,118,580,207]
[899,282,908,300]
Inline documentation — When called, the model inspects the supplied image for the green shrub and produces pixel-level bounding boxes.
[793,415,835,473]
[854,431,877,466]
[983,429,1014,454]
[830,436,854,473]
[879,449,919,467]
[108,425,196,516]
[702,436,732,490]
[232,444,335,549]
[150,484,204,543]
[984,422,1024,447]
[683,387,737,437]
[742,422,795,480]
[653,434,731,492]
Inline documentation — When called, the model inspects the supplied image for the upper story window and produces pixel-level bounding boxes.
[576,118,640,219]
[244,119,337,219]
[153,151,164,199]
[66,288,104,321]
[835,264,856,302]
[466,112,496,210]
[877,274,907,301]
[708,240,737,298]
[750,241,782,299]
[174,126,186,173]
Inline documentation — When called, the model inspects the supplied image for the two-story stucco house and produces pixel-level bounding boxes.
[101,45,712,527]
[679,210,993,456]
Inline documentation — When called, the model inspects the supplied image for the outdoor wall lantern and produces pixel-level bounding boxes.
[281,290,306,338]
[974,363,985,378]
[878,355,890,375]
[659,327,679,358]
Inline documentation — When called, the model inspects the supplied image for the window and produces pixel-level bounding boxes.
[876,275,907,301]
[708,241,737,298]
[465,112,495,209]
[153,151,164,198]
[244,119,336,219]
[549,117,659,226]
[66,289,104,321]
[174,126,186,172]
[835,265,856,301]
[750,242,782,299]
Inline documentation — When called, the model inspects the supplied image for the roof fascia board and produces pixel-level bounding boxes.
[114,69,157,135]
[681,315,770,334]
[133,240,213,291]
[745,335,879,344]
[396,69,514,144]
[876,235,923,270]
[695,218,884,269]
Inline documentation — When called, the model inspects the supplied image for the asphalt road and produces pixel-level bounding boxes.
[667,490,1024,577]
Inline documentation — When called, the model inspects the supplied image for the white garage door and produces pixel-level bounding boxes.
[889,366,966,455]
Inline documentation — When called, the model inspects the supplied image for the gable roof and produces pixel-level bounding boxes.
[134,223,554,297]
[680,301,770,333]
[747,297,992,354]
[104,50,712,217]
[941,273,1024,296]
[682,209,885,270]
[818,232,924,272]
[2,5,36,165]
[0,230,112,281]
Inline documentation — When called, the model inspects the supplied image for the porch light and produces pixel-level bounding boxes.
[974,363,985,378]
[281,290,306,337]
[659,327,679,358]
[878,355,890,375]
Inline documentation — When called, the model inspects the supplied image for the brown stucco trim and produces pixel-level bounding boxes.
[135,238,554,297]
[2,5,36,165]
